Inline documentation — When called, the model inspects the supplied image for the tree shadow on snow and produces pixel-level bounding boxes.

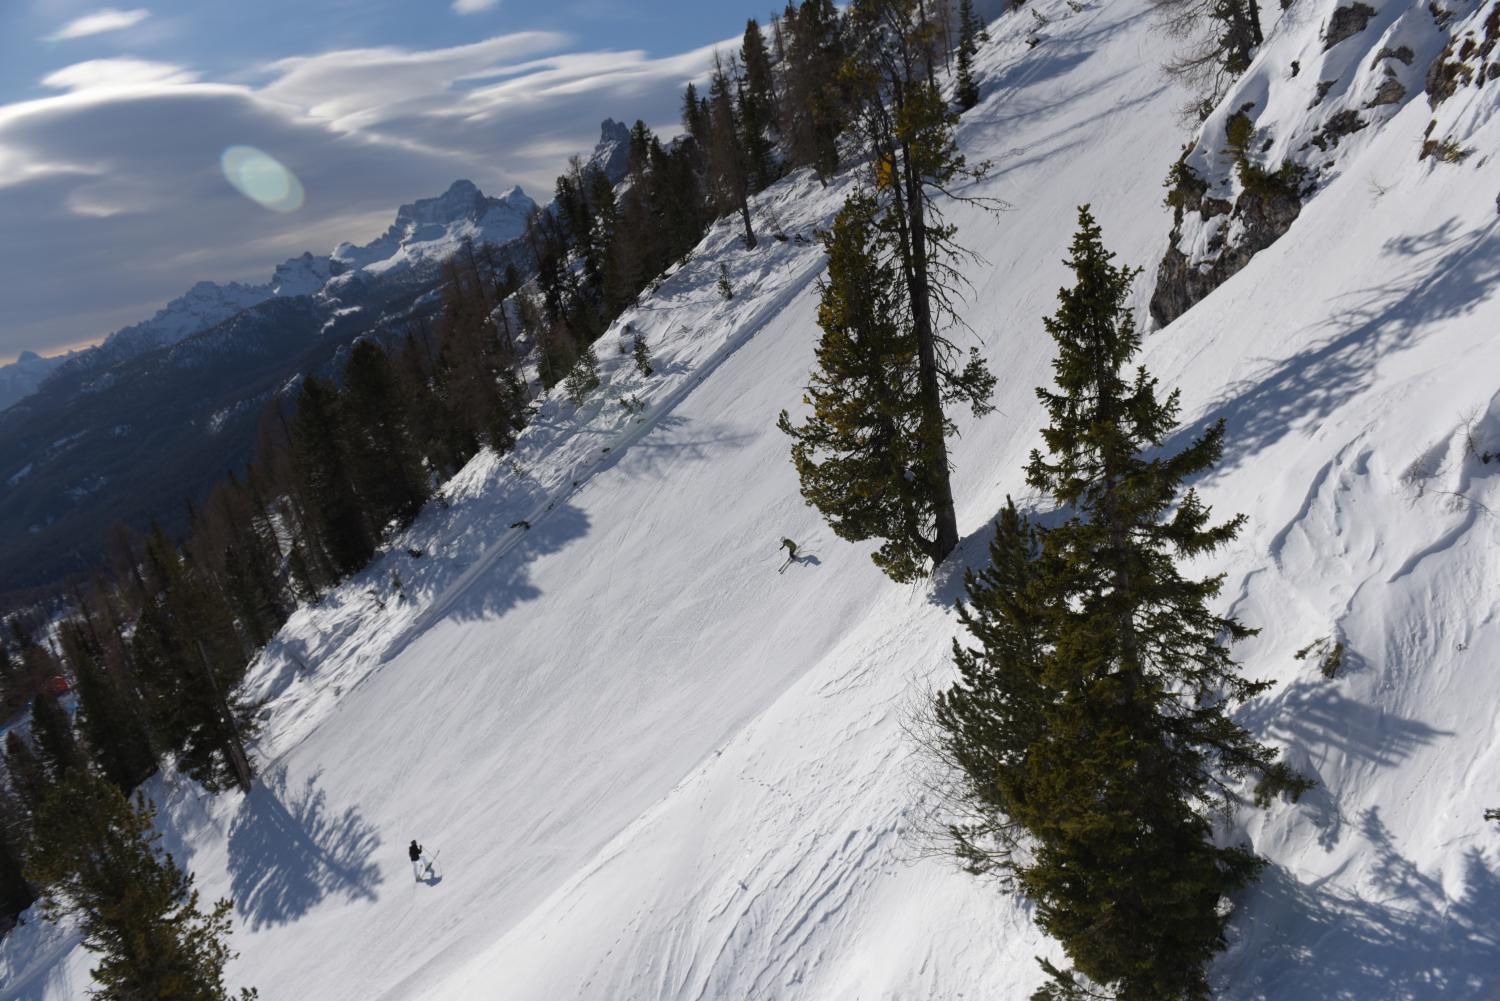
[1221,808,1500,1000]
[1165,218,1500,479]
[1239,677,1452,772]
[608,414,758,482]
[387,498,591,651]
[227,767,382,930]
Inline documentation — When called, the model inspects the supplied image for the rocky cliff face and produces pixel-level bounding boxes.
[1150,0,1495,328]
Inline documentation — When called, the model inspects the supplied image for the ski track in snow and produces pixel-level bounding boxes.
[6,0,1500,997]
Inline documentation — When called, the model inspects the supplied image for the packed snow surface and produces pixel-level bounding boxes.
[5,0,1500,997]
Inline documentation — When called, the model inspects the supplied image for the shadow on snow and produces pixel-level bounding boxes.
[227,767,382,930]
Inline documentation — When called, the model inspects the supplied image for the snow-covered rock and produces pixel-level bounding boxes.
[331,180,537,276]
[0,349,70,413]
[1150,0,1493,326]
[588,117,634,183]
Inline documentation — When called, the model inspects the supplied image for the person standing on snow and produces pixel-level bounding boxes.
[409,839,424,879]
[779,538,800,573]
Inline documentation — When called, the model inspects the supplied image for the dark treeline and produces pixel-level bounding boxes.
[0,235,533,933]
[0,233,535,992]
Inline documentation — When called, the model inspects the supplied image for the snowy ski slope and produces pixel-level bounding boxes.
[5,0,1500,997]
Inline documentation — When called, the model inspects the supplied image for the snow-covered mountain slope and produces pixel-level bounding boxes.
[331,181,537,277]
[0,121,640,601]
[7,0,1500,998]
[61,261,336,380]
[0,350,71,414]
[1151,0,1500,324]
[37,179,533,399]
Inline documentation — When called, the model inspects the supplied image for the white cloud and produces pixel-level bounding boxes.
[41,58,198,93]
[46,7,151,42]
[452,0,500,13]
[0,29,728,360]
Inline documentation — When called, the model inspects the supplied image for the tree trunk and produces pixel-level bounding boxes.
[195,640,253,794]
[901,144,960,565]
[738,191,758,249]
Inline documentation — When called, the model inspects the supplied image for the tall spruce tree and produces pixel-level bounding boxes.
[27,770,257,1000]
[129,528,256,793]
[955,0,983,111]
[340,339,429,533]
[936,207,1308,1001]
[61,618,158,792]
[4,731,50,814]
[31,689,86,782]
[784,0,993,578]
[739,18,778,190]
[707,56,758,249]
[781,0,846,181]
[849,0,997,566]
[290,377,372,579]
[0,789,35,933]
[779,193,941,582]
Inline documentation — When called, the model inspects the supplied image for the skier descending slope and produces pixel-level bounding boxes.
[779,538,800,574]
[408,840,427,880]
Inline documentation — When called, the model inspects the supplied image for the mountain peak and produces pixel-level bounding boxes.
[591,118,633,184]
[331,179,538,273]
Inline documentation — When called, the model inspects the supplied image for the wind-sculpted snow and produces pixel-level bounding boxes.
[5,0,1500,998]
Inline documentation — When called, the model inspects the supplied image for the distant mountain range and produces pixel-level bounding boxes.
[0,120,630,604]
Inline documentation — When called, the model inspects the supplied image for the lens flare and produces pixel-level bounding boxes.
[220,145,304,212]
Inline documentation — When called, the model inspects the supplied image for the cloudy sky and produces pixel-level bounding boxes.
[0,1,742,363]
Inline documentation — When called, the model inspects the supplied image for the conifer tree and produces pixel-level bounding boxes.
[27,770,257,1000]
[681,82,711,149]
[0,789,35,933]
[61,619,158,792]
[779,194,939,581]
[30,689,86,781]
[739,18,779,190]
[4,730,50,814]
[792,0,994,575]
[0,639,18,719]
[129,528,256,793]
[632,332,654,377]
[340,339,428,533]
[933,497,1052,875]
[782,0,847,181]
[937,207,1309,1001]
[955,0,983,111]
[564,345,602,405]
[707,57,758,249]
[290,377,372,578]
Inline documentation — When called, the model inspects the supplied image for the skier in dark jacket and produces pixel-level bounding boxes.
[408,840,423,878]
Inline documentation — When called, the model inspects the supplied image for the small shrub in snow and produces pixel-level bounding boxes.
[1295,635,1346,679]
[632,333,654,377]
[717,263,735,301]
[564,348,601,405]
